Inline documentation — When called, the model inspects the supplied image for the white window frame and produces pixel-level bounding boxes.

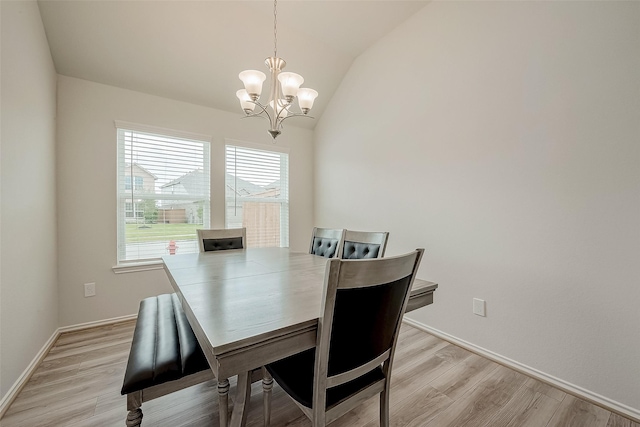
[114,121,211,271]
[224,139,290,248]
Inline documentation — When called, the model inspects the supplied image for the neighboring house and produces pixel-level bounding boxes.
[123,163,157,223]
[225,173,266,197]
[158,170,283,228]
[225,173,280,228]
[124,163,156,192]
[159,169,208,224]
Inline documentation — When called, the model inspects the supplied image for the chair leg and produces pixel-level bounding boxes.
[126,392,143,427]
[312,413,326,427]
[380,388,390,427]
[262,367,273,427]
[126,409,143,427]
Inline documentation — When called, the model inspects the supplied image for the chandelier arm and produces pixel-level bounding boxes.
[278,112,315,123]
[274,104,290,122]
[241,112,271,122]
[249,100,271,116]
[241,101,279,129]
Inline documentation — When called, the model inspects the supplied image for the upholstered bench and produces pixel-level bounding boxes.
[121,293,213,427]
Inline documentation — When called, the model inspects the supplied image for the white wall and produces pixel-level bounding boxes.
[314,1,640,416]
[0,1,58,397]
[56,76,314,326]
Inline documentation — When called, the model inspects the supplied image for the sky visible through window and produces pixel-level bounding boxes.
[124,131,205,192]
[225,146,282,187]
[125,133,281,189]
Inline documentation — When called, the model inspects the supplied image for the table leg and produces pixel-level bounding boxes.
[262,367,273,427]
[229,371,252,427]
[218,378,230,427]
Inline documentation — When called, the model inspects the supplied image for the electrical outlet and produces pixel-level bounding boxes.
[84,282,96,297]
[473,298,486,317]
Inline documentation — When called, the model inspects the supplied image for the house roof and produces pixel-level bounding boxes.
[225,174,267,196]
[161,169,272,197]
[124,163,158,180]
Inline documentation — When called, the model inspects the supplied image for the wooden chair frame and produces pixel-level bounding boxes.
[264,249,424,427]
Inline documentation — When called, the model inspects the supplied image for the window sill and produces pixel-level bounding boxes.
[112,260,164,274]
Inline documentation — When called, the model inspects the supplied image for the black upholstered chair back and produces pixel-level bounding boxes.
[309,227,344,258]
[202,237,243,252]
[311,237,339,258]
[339,230,389,259]
[196,228,246,253]
[341,241,380,259]
[328,275,411,375]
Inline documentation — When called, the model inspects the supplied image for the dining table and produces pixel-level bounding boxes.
[162,247,438,427]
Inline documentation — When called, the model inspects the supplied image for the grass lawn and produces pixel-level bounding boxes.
[126,223,202,243]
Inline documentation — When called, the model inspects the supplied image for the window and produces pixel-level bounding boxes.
[225,144,289,248]
[117,122,210,263]
[125,176,144,190]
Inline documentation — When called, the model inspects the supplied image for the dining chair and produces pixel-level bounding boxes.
[196,226,266,412]
[338,230,389,259]
[196,227,246,252]
[262,248,425,427]
[308,227,345,258]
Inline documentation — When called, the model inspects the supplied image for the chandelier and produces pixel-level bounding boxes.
[236,0,318,139]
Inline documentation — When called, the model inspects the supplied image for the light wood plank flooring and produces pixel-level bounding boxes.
[1,321,637,427]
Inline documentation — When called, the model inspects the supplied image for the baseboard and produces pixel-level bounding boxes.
[403,318,640,424]
[0,314,137,419]
[57,313,137,334]
[0,329,59,419]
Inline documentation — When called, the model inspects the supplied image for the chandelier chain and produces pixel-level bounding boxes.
[273,0,278,58]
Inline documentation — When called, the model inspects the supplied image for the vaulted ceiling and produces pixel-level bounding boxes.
[37,0,428,129]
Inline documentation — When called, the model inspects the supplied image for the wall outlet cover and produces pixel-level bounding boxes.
[473,298,486,317]
[84,282,96,297]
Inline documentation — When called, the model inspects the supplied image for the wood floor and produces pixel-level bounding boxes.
[1,321,637,427]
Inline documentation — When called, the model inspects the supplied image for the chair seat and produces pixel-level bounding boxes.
[266,348,385,409]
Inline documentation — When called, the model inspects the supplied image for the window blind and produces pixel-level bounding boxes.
[225,145,289,248]
[117,125,210,263]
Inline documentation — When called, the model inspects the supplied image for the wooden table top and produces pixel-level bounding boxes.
[163,248,437,359]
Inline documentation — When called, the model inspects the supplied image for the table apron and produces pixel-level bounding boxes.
[406,291,434,313]
[215,326,317,379]
[212,289,435,379]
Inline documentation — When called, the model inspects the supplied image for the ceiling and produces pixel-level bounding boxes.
[37,0,428,129]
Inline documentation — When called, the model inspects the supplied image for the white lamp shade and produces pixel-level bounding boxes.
[270,99,289,119]
[236,90,255,111]
[239,70,266,97]
[278,72,304,98]
[297,88,318,110]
